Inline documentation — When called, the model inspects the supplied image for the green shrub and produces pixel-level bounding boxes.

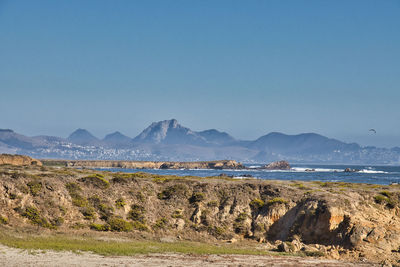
[111,172,149,183]
[158,184,188,200]
[374,194,389,204]
[66,182,82,195]
[27,180,42,196]
[131,221,149,231]
[108,217,132,232]
[235,212,248,222]
[90,223,110,231]
[115,198,126,209]
[51,217,64,227]
[80,206,96,220]
[266,197,288,205]
[304,250,325,257]
[233,212,249,234]
[208,226,226,237]
[0,215,8,225]
[70,222,86,229]
[189,192,205,204]
[66,182,88,207]
[21,206,52,228]
[79,174,110,189]
[72,195,88,207]
[249,198,265,210]
[171,210,183,219]
[153,217,168,230]
[8,193,17,200]
[88,195,101,206]
[128,204,146,223]
[292,183,307,189]
[380,190,391,198]
[59,205,67,215]
[374,194,396,209]
[136,192,145,202]
[88,195,114,220]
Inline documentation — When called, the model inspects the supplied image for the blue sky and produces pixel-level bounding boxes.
[0,0,399,147]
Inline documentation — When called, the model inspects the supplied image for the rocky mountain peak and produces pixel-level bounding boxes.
[133,119,205,145]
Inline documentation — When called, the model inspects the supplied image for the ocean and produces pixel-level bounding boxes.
[97,164,400,185]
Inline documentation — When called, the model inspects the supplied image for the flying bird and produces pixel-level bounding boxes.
[369,129,376,134]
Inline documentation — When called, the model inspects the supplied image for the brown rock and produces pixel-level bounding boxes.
[262,160,291,170]
[0,154,42,166]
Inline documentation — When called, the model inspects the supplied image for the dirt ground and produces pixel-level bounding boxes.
[0,245,377,267]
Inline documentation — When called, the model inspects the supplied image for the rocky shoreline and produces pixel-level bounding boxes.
[0,164,399,265]
[41,159,246,169]
[41,158,292,170]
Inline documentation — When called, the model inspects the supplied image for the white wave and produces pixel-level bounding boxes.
[358,169,388,174]
[291,167,342,172]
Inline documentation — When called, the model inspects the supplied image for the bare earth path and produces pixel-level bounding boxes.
[0,245,376,267]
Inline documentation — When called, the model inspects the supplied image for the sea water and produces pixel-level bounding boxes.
[96,164,400,185]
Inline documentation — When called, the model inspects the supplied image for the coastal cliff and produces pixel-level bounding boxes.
[0,154,42,166]
[0,164,399,264]
[42,159,245,169]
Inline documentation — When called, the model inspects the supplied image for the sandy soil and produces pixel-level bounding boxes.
[0,245,377,267]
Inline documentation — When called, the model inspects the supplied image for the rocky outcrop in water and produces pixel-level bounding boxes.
[0,154,42,166]
[262,160,291,170]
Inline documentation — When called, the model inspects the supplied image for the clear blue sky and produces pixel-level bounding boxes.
[1,0,399,147]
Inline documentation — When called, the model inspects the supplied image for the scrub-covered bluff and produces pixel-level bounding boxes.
[0,164,399,265]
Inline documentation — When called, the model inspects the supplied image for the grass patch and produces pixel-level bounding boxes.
[0,233,278,256]
[266,197,288,205]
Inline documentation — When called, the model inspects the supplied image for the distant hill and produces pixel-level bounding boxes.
[197,129,236,146]
[249,132,360,155]
[67,129,99,146]
[0,121,399,164]
[103,131,133,148]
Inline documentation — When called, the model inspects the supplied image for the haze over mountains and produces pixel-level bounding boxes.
[0,119,399,164]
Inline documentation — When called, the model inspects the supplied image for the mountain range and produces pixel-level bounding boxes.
[0,119,399,164]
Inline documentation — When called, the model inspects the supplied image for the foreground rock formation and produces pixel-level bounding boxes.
[0,165,399,264]
[42,159,245,169]
[0,154,42,166]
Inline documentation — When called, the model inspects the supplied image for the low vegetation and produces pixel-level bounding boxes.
[0,215,8,225]
[79,174,110,189]
[0,233,277,256]
[249,198,265,210]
